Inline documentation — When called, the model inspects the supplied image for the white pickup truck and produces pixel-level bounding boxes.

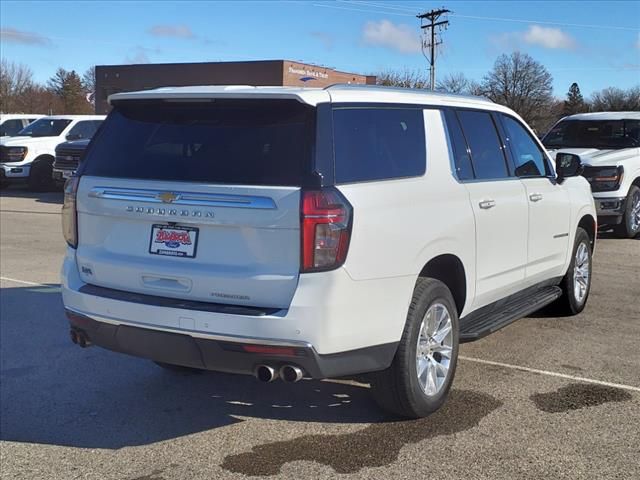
[543,112,640,238]
[0,114,43,140]
[0,115,104,190]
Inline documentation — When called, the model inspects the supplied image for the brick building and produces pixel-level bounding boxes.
[95,60,376,114]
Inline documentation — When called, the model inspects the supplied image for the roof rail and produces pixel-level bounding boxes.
[323,83,492,103]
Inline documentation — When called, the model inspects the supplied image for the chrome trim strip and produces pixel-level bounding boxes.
[553,233,569,238]
[88,187,277,209]
[66,306,312,348]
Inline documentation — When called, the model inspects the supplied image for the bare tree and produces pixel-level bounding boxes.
[376,69,429,89]
[436,72,482,96]
[590,86,640,111]
[18,84,62,115]
[82,66,96,94]
[480,52,554,131]
[0,59,34,112]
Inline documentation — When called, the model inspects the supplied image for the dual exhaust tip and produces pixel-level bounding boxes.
[256,364,303,383]
[69,329,91,348]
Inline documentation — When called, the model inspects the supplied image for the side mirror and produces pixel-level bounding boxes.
[555,153,583,184]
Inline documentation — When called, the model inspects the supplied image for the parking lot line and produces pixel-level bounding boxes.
[2,275,638,394]
[460,356,640,393]
[0,276,58,287]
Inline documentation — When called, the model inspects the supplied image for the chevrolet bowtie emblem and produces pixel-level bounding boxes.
[157,192,180,203]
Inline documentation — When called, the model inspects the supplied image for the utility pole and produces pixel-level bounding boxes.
[417,8,450,90]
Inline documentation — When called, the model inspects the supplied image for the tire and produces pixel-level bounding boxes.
[555,227,592,315]
[27,158,55,192]
[153,361,204,374]
[614,185,640,239]
[369,278,459,418]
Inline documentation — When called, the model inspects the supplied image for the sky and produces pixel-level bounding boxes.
[1,0,639,98]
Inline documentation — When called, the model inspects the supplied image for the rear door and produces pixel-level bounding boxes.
[450,109,529,308]
[75,99,316,309]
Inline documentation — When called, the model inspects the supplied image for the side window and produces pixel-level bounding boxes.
[0,119,25,136]
[456,110,509,180]
[333,107,426,183]
[67,121,100,140]
[443,109,474,180]
[501,115,549,177]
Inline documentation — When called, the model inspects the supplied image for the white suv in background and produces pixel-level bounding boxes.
[0,115,104,190]
[0,114,43,140]
[543,112,640,238]
[61,85,596,418]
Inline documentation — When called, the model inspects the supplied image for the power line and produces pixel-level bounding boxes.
[327,1,640,31]
[417,8,450,90]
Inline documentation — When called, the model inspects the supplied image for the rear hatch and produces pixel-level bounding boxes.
[75,98,317,309]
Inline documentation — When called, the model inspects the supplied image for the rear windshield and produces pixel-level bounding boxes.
[542,119,640,149]
[81,100,315,186]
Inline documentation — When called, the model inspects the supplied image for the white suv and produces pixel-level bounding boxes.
[543,112,640,238]
[0,115,104,190]
[61,85,596,418]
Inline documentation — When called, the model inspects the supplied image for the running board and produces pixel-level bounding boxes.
[459,286,562,343]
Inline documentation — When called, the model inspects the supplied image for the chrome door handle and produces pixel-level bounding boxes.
[529,193,543,202]
[479,200,496,209]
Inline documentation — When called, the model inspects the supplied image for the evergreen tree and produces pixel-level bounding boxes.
[47,68,92,114]
[563,83,586,115]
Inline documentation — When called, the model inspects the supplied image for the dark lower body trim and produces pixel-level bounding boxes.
[66,310,397,379]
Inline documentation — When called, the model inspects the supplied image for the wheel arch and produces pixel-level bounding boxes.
[418,254,467,316]
[31,153,55,166]
[577,213,596,248]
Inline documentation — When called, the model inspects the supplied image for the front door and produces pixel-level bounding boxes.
[499,114,571,282]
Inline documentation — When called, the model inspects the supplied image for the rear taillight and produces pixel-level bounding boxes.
[301,188,352,273]
[61,176,79,248]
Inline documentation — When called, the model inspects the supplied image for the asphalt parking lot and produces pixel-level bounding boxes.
[1,187,639,480]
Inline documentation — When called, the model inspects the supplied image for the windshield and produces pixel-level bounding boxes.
[542,119,640,150]
[81,99,315,186]
[17,119,72,137]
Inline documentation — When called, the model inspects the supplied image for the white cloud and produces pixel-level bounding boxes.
[522,25,576,50]
[362,20,421,54]
[148,24,195,39]
[0,27,51,46]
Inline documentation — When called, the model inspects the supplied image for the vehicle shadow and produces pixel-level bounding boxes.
[0,285,388,450]
[0,185,63,204]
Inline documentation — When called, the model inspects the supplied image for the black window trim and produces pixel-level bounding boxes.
[446,107,514,183]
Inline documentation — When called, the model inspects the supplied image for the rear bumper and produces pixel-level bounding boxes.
[66,308,396,378]
[61,248,411,378]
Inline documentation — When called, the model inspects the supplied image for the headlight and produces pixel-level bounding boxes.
[1,146,28,162]
[583,166,624,192]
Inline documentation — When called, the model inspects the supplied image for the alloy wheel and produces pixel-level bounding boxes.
[416,303,453,396]
[573,242,590,304]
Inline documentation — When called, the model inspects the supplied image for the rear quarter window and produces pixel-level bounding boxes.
[332,107,426,183]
